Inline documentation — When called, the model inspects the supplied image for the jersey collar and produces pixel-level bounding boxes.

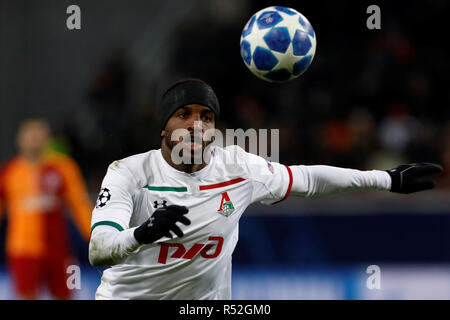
[157,148,215,180]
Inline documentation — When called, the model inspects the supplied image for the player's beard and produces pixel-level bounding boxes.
[164,129,214,166]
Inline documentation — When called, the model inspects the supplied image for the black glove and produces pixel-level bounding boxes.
[386,163,443,194]
[134,205,191,244]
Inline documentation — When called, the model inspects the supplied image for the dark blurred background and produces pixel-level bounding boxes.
[0,0,449,299]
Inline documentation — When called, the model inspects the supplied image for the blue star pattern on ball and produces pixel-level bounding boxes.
[292,29,312,56]
[298,15,315,38]
[264,27,291,53]
[242,15,256,38]
[293,55,313,76]
[253,47,278,70]
[240,40,252,66]
[239,6,316,83]
[265,68,292,82]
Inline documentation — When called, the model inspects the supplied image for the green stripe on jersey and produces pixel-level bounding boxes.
[91,221,124,232]
[143,185,188,192]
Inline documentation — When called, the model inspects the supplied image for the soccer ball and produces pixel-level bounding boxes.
[240,6,316,83]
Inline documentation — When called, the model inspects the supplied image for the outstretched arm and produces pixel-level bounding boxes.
[241,144,443,205]
[289,163,442,198]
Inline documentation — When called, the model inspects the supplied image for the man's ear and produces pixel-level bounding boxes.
[161,130,166,137]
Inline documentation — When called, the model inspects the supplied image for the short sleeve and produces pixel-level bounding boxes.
[238,148,293,205]
[91,160,137,232]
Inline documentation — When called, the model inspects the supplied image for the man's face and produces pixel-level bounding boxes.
[16,120,50,156]
[162,104,215,161]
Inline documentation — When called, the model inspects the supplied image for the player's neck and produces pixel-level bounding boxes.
[19,150,43,164]
[170,161,207,174]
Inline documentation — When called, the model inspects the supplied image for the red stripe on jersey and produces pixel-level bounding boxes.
[272,165,293,205]
[199,178,246,190]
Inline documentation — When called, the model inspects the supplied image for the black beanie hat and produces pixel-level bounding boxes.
[158,79,220,133]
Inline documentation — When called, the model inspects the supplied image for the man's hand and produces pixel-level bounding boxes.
[386,163,443,194]
[134,205,191,244]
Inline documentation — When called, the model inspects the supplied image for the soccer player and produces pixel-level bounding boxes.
[89,79,442,299]
[0,119,93,299]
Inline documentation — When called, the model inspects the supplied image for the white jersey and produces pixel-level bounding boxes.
[91,145,292,300]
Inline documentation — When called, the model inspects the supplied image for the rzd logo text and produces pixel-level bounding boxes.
[157,236,224,264]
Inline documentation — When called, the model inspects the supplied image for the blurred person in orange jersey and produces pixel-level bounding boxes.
[0,119,93,299]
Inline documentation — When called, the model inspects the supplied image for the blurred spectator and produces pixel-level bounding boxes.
[378,103,420,156]
[0,119,93,299]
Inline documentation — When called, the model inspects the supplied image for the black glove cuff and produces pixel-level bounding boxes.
[386,169,400,193]
[133,222,149,244]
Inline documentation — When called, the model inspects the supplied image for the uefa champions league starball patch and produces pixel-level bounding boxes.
[96,187,111,208]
